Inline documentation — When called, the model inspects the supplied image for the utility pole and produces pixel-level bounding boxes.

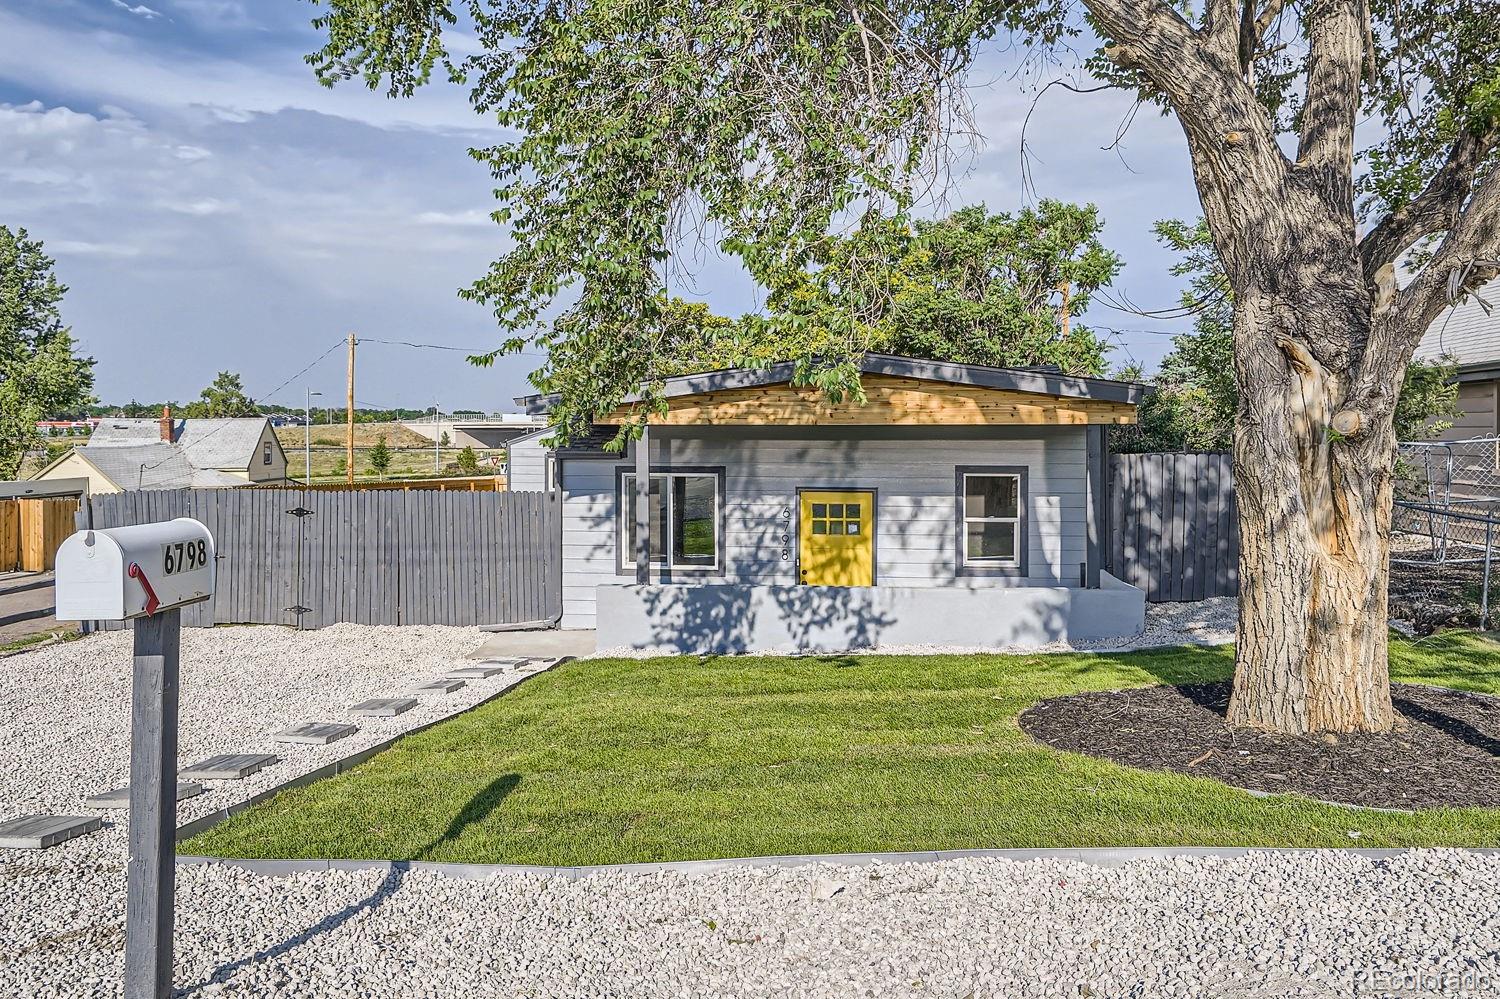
[304,388,321,483]
[346,333,356,486]
[433,403,440,474]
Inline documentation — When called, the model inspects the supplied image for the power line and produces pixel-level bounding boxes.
[357,337,496,353]
[137,338,346,474]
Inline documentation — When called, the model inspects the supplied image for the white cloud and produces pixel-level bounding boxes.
[0,7,495,134]
[415,208,494,228]
[167,0,251,29]
[110,1,163,19]
[50,239,142,257]
[160,196,235,215]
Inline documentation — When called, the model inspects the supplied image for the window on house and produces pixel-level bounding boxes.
[960,472,1023,567]
[263,442,273,465]
[620,471,721,570]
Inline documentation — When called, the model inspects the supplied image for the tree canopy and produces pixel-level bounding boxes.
[766,202,1118,376]
[525,201,1121,428]
[307,0,1500,440]
[0,226,95,479]
[183,370,259,419]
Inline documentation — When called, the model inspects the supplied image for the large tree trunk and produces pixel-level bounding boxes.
[1225,281,1398,735]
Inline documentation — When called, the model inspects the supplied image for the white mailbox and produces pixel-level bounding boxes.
[56,518,216,621]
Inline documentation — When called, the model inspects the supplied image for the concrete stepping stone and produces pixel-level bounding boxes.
[272,722,359,746]
[0,814,102,849]
[180,754,279,780]
[408,678,466,695]
[445,665,509,679]
[476,657,522,666]
[349,697,417,718]
[85,783,204,809]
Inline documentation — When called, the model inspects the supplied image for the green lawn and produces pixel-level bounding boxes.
[183,632,1500,865]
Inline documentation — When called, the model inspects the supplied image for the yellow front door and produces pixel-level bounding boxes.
[799,491,874,586]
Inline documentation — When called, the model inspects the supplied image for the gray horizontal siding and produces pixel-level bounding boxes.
[558,429,1088,629]
[507,439,549,492]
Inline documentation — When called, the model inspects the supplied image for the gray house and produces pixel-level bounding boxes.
[513,354,1149,654]
[1414,278,1500,440]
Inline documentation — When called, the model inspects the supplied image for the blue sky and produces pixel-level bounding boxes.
[0,0,1201,413]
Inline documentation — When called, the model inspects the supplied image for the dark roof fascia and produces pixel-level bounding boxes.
[514,354,1148,413]
[857,353,1148,404]
[1454,362,1500,384]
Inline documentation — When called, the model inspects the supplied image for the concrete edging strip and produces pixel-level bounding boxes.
[173,662,566,842]
[176,845,1500,881]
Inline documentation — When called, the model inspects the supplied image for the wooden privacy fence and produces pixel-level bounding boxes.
[81,488,561,629]
[1108,452,1239,602]
[1,497,80,572]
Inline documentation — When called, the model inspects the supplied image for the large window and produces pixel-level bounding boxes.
[956,467,1027,574]
[619,470,722,572]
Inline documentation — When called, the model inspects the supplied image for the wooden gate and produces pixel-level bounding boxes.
[1109,452,1239,602]
[0,498,79,572]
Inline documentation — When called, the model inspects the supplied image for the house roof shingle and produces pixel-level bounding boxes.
[88,417,270,470]
[77,443,245,491]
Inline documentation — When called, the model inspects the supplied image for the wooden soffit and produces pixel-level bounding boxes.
[598,374,1138,427]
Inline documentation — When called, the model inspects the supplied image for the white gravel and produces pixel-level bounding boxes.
[0,622,545,859]
[6,849,1500,997]
[591,597,1239,658]
[4,619,1496,998]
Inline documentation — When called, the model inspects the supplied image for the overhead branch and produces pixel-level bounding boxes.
[1396,167,1500,338]
[1085,0,1293,280]
[1295,0,1364,198]
[1254,0,1287,40]
[1201,0,1244,66]
[1359,126,1500,283]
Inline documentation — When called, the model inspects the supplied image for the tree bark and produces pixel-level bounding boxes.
[1225,279,1398,734]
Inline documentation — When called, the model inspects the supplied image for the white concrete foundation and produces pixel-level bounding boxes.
[595,574,1145,654]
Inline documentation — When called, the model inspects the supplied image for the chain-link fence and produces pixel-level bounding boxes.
[1393,437,1500,627]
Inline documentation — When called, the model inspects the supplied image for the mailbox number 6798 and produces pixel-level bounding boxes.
[163,539,208,576]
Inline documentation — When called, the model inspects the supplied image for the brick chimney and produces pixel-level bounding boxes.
[159,405,173,443]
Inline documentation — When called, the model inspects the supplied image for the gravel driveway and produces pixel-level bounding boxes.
[4,622,1499,997]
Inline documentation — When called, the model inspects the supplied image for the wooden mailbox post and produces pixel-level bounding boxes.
[55,519,216,999]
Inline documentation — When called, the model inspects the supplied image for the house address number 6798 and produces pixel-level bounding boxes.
[162,539,209,576]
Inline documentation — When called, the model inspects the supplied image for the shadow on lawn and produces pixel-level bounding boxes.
[414,773,522,861]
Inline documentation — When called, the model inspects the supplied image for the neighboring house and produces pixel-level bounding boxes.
[1414,278,1500,440]
[515,353,1149,654]
[31,408,290,493]
[506,424,558,492]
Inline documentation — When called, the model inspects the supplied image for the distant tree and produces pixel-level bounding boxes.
[440,431,452,448]
[333,456,347,477]
[368,435,392,477]
[0,226,95,478]
[796,202,1120,376]
[456,445,479,475]
[186,371,258,419]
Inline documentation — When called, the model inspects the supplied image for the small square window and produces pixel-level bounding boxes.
[846,503,860,519]
[812,503,827,518]
[812,520,827,535]
[845,521,860,535]
[828,504,844,518]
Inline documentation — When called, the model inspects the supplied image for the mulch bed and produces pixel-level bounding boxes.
[1019,682,1500,810]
